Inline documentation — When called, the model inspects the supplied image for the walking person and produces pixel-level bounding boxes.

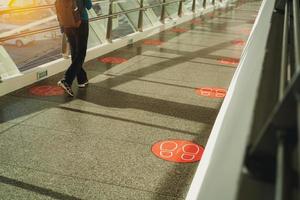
[56,0,92,97]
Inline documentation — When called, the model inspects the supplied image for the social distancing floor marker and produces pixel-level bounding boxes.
[152,140,204,163]
[143,39,163,46]
[30,85,64,96]
[231,39,245,46]
[195,87,227,98]
[219,58,240,65]
[170,28,188,33]
[98,57,128,64]
[190,19,202,25]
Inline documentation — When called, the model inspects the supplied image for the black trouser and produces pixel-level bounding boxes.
[64,21,89,86]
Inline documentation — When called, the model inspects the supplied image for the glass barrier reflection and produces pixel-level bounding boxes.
[145,0,169,20]
[0,0,101,72]
[111,2,135,39]
[166,0,179,17]
[0,0,205,76]
[184,0,203,12]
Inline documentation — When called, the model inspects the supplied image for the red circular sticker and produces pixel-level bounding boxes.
[30,85,64,96]
[195,87,227,98]
[170,28,188,33]
[190,19,202,25]
[151,140,204,163]
[239,29,251,35]
[143,39,163,46]
[98,57,127,64]
[219,58,240,65]
[231,39,245,46]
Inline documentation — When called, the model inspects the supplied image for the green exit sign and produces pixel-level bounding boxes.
[37,70,48,80]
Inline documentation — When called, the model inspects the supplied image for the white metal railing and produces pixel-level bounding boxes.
[186,0,275,199]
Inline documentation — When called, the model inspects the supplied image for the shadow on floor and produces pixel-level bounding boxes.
[0,175,82,200]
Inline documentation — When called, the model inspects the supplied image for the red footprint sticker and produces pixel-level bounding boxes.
[152,140,204,163]
[98,57,128,64]
[231,39,245,46]
[143,39,163,46]
[219,58,240,65]
[30,85,64,96]
[170,28,188,33]
[207,13,214,17]
[191,19,202,25]
[195,87,227,98]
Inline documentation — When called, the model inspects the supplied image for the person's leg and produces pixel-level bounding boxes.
[58,27,78,96]
[76,21,89,85]
[64,22,88,86]
[64,27,79,86]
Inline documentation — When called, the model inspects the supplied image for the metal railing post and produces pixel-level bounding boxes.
[279,0,289,100]
[161,0,166,23]
[138,0,144,32]
[275,131,288,200]
[192,0,196,13]
[203,0,207,8]
[297,94,300,193]
[178,0,183,17]
[106,0,113,42]
[293,0,300,72]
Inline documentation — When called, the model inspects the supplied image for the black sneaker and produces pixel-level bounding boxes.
[78,81,89,88]
[57,80,74,97]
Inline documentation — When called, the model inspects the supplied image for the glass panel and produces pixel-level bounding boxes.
[0,14,62,72]
[87,25,101,48]
[5,30,60,72]
[145,0,166,19]
[142,11,156,29]
[166,0,179,17]
[125,11,153,30]
[197,0,203,10]
[144,0,163,22]
[184,0,203,12]
[0,45,21,79]
[184,0,193,12]
[111,4,135,39]
[0,0,101,72]
[90,0,110,42]
[117,0,153,29]
[207,0,214,6]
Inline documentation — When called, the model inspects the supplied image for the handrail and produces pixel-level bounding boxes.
[0,0,182,43]
[279,1,288,99]
[0,0,181,15]
[186,0,275,199]
[293,0,300,72]
[0,0,109,14]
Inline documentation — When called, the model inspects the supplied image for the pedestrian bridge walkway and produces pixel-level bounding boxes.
[0,1,262,199]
